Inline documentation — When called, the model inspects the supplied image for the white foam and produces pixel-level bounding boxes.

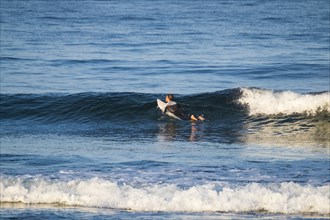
[1,176,329,214]
[238,88,330,116]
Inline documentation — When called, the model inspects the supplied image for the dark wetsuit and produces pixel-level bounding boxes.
[165,101,191,120]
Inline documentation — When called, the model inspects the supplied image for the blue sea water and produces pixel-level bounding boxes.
[1,0,329,219]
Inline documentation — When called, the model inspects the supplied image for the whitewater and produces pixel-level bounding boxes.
[239,88,330,116]
[1,176,329,214]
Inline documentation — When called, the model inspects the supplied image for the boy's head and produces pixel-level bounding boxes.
[166,94,174,102]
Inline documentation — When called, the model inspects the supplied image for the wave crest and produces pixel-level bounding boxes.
[238,88,330,116]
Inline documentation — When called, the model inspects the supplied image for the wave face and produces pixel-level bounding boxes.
[1,176,329,214]
[238,88,330,116]
[1,88,329,123]
[0,89,238,124]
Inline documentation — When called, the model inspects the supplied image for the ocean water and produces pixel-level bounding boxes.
[1,0,329,219]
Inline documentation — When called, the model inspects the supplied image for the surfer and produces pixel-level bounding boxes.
[165,94,205,121]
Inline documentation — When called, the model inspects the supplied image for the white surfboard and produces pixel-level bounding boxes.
[157,99,167,113]
[157,99,182,120]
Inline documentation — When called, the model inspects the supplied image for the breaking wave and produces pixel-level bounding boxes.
[1,176,329,214]
[238,88,329,116]
[1,88,328,124]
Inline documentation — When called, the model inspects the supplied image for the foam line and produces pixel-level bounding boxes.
[1,176,329,214]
